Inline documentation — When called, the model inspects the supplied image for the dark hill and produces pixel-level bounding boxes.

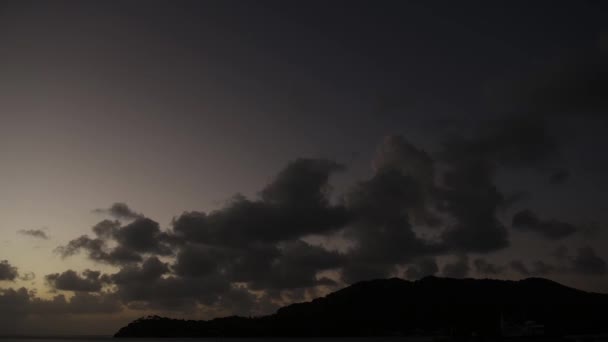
[114,276,608,338]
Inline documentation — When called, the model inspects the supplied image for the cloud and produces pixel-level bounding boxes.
[511,260,557,277]
[512,209,578,239]
[0,286,122,334]
[405,257,439,279]
[56,235,142,266]
[47,130,582,316]
[92,220,121,239]
[510,260,531,276]
[51,159,352,311]
[435,116,559,254]
[19,272,35,282]
[57,217,173,266]
[341,166,441,283]
[442,255,470,278]
[531,260,557,276]
[113,218,173,255]
[339,136,448,283]
[473,258,505,275]
[45,270,106,292]
[488,44,608,118]
[511,246,607,277]
[247,240,343,290]
[371,135,440,227]
[172,158,349,247]
[0,260,18,281]
[520,50,608,116]
[571,246,607,275]
[93,202,142,220]
[18,229,50,240]
[110,260,233,312]
[549,169,570,185]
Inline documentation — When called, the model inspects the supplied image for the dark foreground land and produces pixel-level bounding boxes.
[114,276,608,339]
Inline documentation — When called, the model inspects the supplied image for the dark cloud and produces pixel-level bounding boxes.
[113,218,173,255]
[511,246,607,277]
[0,286,122,334]
[92,220,120,239]
[101,256,270,315]
[549,169,570,185]
[473,258,505,275]
[341,168,438,283]
[442,255,470,278]
[442,116,558,167]
[27,289,121,315]
[516,49,608,116]
[371,135,440,227]
[57,217,172,265]
[18,229,49,240]
[571,246,607,275]
[172,159,349,247]
[51,159,353,312]
[0,260,18,281]
[247,240,343,290]
[172,240,341,293]
[512,209,578,239]
[48,132,589,315]
[113,272,231,311]
[0,287,30,332]
[510,260,556,277]
[510,260,531,276]
[93,202,142,220]
[437,161,509,253]
[553,245,570,260]
[531,261,556,276]
[405,257,439,279]
[56,235,142,266]
[438,115,562,254]
[340,137,444,283]
[45,270,106,292]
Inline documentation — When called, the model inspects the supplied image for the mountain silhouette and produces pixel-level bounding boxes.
[114,276,608,338]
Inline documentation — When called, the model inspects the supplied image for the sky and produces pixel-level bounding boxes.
[1,0,608,335]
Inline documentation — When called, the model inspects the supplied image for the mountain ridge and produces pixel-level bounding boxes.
[114,276,608,338]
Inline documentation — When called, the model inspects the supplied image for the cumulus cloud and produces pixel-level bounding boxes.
[50,160,351,312]
[510,260,531,276]
[56,235,142,266]
[18,229,50,240]
[510,259,557,277]
[549,169,570,185]
[405,257,439,279]
[0,260,18,281]
[437,116,560,254]
[341,165,441,283]
[442,255,470,278]
[511,246,607,277]
[512,209,578,239]
[518,49,608,116]
[0,286,122,334]
[172,159,349,247]
[47,128,589,316]
[93,202,142,220]
[371,135,440,227]
[571,246,607,275]
[57,217,173,266]
[473,258,505,275]
[46,270,106,292]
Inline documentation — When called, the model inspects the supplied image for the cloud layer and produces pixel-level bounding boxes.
[34,123,603,318]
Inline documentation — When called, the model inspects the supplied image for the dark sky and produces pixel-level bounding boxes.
[1,0,608,335]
